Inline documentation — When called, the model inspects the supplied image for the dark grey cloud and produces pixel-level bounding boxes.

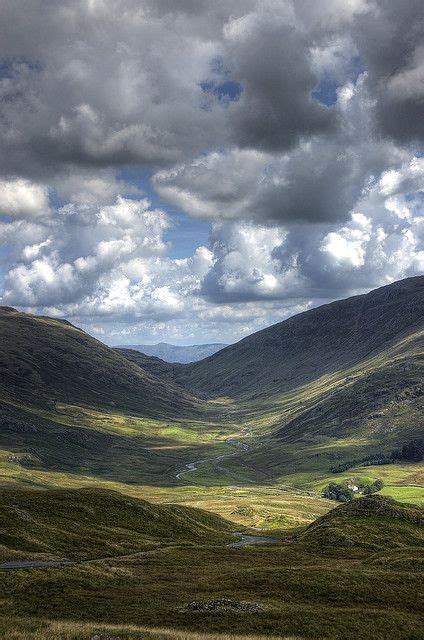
[153,75,409,225]
[1,0,422,183]
[0,0,423,342]
[226,13,336,152]
[353,0,424,145]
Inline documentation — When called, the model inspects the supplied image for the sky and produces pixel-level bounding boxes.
[0,0,423,346]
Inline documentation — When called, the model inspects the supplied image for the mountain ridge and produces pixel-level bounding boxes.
[113,342,228,363]
[0,306,204,417]
[141,276,424,399]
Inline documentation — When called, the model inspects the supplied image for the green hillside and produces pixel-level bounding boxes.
[140,276,423,400]
[0,307,224,485]
[0,307,203,417]
[227,327,424,486]
[0,487,233,563]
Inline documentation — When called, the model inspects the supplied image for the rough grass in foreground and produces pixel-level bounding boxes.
[0,619,305,640]
[0,495,423,640]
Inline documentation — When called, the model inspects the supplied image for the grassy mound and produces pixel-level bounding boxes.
[0,487,233,562]
[298,495,424,553]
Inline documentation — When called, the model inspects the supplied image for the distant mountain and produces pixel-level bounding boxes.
[113,342,228,363]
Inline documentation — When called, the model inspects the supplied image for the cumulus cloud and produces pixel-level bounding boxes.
[1,191,217,333]
[201,222,287,302]
[0,178,50,219]
[200,166,424,305]
[0,0,423,342]
[3,196,169,307]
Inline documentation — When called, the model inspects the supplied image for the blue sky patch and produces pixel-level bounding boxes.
[200,79,243,107]
[312,55,364,106]
[118,168,210,259]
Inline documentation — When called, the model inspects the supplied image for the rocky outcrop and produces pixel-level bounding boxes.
[182,598,264,614]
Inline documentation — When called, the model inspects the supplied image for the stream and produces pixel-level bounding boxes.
[229,532,280,547]
[175,422,253,481]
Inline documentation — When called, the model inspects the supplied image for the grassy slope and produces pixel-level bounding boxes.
[0,307,233,485]
[181,326,424,492]
[0,487,233,562]
[162,276,424,399]
[0,495,423,640]
[0,307,203,417]
[0,396,242,485]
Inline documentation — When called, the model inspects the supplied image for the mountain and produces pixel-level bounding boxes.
[1,277,423,489]
[0,307,202,417]
[117,276,424,486]
[113,342,228,363]
[113,348,178,379]
[0,307,212,484]
[150,276,424,399]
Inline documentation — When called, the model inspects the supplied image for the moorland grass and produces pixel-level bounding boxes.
[0,493,423,639]
[0,487,234,563]
[0,618,306,640]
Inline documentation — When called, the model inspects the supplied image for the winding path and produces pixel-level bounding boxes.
[0,533,279,571]
[0,560,74,570]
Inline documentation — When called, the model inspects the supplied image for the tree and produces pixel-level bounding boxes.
[323,482,354,502]
[363,479,384,495]
[401,440,423,462]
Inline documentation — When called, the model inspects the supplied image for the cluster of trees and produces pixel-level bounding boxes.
[323,479,384,502]
[330,439,423,474]
[323,482,354,502]
[362,479,384,495]
[330,454,392,474]
[392,439,423,462]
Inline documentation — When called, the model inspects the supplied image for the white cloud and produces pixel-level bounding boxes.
[322,213,371,267]
[0,178,50,219]
[0,1,423,343]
